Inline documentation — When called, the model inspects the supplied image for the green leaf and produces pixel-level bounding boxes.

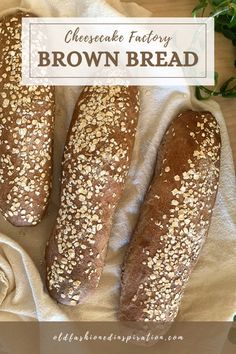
[192,0,208,16]
[195,74,236,100]
[229,14,236,27]
[220,76,236,92]
[212,0,229,6]
[195,86,211,100]
[193,0,236,99]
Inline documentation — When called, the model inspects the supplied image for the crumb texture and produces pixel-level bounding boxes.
[46,85,139,305]
[119,110,221,322]
[0,11,55,226]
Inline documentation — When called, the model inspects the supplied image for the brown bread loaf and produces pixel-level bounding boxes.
[119,110,221,322]
[45,86,139,305]
[0,11,55,226]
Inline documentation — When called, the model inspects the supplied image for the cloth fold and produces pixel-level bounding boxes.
[0,0,235,324]
[0,269,8,306]
[0,233,67,321]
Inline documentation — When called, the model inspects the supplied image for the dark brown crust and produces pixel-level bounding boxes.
[45,86,139,305]
[119,110,221,322]
[0,11,55,226]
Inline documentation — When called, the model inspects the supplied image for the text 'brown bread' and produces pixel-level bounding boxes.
[0,12,55,226]
[46,86,139,305]
[119,110,221,322]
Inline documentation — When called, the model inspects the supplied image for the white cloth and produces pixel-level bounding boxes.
[0,0,235,323]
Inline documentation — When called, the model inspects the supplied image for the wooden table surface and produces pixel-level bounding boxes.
[123,0,236,172]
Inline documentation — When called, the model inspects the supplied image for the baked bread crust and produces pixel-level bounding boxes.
[46,86,139,305]
[119,110,221,322]
[0,11,55,226]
